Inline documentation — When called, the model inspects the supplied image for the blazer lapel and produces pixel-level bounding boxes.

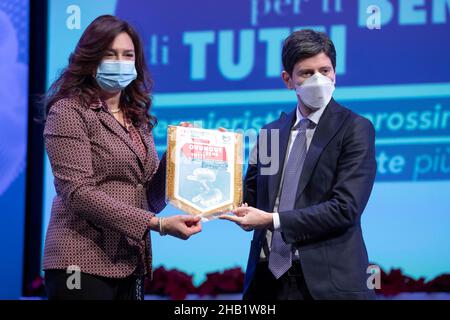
[266,109,297,211]
[138,126,151,159]
[295,99,349,200]
[96,108,147,168]
[138,126,158,181]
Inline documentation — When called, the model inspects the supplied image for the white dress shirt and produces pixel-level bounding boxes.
[260,104,328,260]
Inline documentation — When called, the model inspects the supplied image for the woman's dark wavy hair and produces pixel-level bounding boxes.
[45,15,156,129]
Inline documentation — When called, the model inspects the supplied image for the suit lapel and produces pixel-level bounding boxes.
[266,109,296,211]
[138,126,151,161]
[294,99,349,200]
[138,126,158,181]
[97,109,147,168]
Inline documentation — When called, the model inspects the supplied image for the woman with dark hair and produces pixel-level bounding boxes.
[43,15,202,300]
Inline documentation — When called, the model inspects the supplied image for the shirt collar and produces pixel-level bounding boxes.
[293,103,327,128]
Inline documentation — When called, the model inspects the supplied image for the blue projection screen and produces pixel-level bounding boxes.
[0,0,29,298]
[43,0,450,285]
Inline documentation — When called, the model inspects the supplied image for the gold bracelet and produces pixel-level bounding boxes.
[158,217,167,236]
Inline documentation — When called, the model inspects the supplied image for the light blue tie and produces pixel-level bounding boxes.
[269,118,310,279]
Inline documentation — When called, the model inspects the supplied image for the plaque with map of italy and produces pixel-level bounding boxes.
[166,126,243,219]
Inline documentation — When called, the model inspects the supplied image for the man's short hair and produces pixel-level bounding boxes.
[282,29,336,75]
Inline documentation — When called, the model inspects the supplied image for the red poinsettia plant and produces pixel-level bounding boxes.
[26,264,450,299]
[144,266,197,300]
[196,267,245,297]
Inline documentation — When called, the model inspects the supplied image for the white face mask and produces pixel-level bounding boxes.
[295,72,336,110]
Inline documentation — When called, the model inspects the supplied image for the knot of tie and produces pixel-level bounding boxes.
[294,118,311,132]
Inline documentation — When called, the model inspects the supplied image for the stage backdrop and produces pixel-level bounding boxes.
[0,0,29,298]
[43,0,450,285]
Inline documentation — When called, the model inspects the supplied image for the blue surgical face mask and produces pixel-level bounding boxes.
[95,60,137,92]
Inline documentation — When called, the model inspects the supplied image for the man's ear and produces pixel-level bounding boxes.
[281,71,293,90]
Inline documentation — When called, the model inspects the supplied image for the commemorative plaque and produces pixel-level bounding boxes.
[166,126,243,219]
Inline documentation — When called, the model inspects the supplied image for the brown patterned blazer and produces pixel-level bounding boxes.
[43,97,166,278]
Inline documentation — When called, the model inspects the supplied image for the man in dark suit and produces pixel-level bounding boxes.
[220,30,377,300]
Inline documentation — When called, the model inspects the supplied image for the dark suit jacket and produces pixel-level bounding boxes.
[244,99,377,299]
[43,98,166,278]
